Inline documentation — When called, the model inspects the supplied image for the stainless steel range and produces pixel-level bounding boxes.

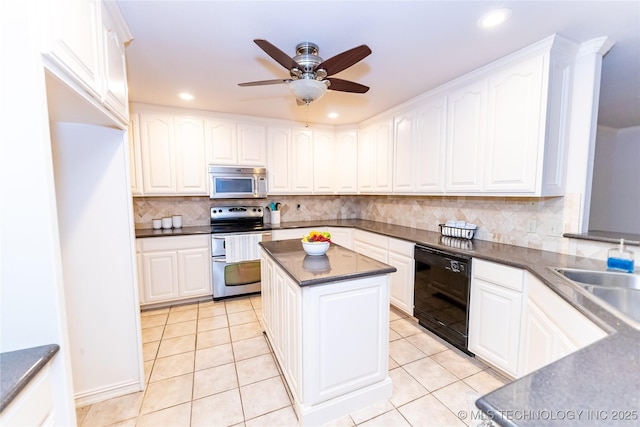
[210,206,272,300]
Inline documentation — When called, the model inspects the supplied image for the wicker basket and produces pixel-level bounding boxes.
[439,224,476,240]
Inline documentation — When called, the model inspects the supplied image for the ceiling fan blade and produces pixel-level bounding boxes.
[254,39,299,71]
[315,45,372,76]
[238,79,291,87]
[327,78,370,94]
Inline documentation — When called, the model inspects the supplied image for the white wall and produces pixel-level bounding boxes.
[0,1,76,424]
[590,125,640,234]
[51,122,144,404]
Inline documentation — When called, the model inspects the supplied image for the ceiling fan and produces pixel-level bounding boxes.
[238,39,372,106]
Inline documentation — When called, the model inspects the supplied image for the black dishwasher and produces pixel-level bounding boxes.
[414,245,473,355]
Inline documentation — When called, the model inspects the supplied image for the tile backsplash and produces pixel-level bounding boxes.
[132,192,615,260]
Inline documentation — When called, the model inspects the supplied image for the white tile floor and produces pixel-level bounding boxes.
[75,295,507,427]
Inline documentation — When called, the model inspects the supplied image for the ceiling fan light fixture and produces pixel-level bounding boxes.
[289,78,328,104]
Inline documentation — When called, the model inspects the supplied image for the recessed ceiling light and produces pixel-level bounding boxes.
[327,112,339,119]
[178,92,194,101]
[478,8,512,29]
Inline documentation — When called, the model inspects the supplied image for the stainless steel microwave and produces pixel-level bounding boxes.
[208,165,268,199]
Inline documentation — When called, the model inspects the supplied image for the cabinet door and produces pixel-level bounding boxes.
[334,130,358,193]
[520,300,556,374]
[326,227,353,250]
[141,251,179,303]
[357,126,375,192]
[139,113,176,194]
[373,120,393,192]
[267,127,291,193]
[174,117,207,194]
[177,247,212,297]
[416,95,446,193]
[484,56,544,192]
[393,110,416,192]
[101,1,129,121]
[290,129,314,193]
[40,0,101,97]
[353,241,388,263]
[237,122,267,166]
[469,278,522,377]
[128,114,143,196]
[445,80,486,192]
[388,250,415,315]
[313,130,335,193]
[206,118,237,165]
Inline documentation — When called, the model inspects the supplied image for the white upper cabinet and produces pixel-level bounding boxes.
[267,126,292,193]
[358,119,393,193]
[206,118,238,165]
[445,79,487,192]
[139,112,176,194]
[313,129,335,193]
[100,1,130,122]
[237,121,267,166]
[393,109,417,193]
[206,119,266,166]
[484,55,545,193]
[136,111,207,196]
[415,95,447,193]
[334,129,359,193]
[39,0,132,127]
[174,116,207,194]
[290,129,314,193]
[128,113,143,196]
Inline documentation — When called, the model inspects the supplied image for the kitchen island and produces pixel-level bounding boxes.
[259,239,397,426]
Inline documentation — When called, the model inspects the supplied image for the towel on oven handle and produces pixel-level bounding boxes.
[225,234,263,263]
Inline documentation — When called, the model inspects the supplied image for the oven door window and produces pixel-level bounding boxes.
[215,177,254,195]
[224,260,261,286]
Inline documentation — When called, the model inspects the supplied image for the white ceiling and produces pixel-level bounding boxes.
[116,1,640,128]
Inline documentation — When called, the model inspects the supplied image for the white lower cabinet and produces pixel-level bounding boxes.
[519,273,606,375]
[271,228,317,241]
[0,364,54,427]
[469,259,525,378]
[326,227,353,250]
[260,250,391,425]
[353,230,414,315]
[470,258,608,379]
[137,235,212,305]
[387,238,415,316]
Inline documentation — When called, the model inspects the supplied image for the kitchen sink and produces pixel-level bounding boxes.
[552,268,640,327]
[554,268,640,290]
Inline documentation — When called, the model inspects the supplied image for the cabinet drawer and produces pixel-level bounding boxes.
[353,230,388,249]
[388,237,414,256]
[139,234,210,252]
[473,259,524,291]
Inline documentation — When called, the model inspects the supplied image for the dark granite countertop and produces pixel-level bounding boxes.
[136,218,640,426]
[0,344,59,412]
[259,239,396,286]
[135,225,212,238]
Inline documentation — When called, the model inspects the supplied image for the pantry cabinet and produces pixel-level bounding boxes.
[128,114,143,196]
[137,235,212,306]
[39,0,132,126]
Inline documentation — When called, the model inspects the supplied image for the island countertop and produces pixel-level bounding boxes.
[259,239,397,287]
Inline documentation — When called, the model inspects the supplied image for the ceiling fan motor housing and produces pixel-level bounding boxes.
[292,42,324,78]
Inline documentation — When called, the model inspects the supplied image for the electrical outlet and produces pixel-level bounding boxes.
[548,221,563,237]
[296,204,302,211]
[527,218,537,233]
